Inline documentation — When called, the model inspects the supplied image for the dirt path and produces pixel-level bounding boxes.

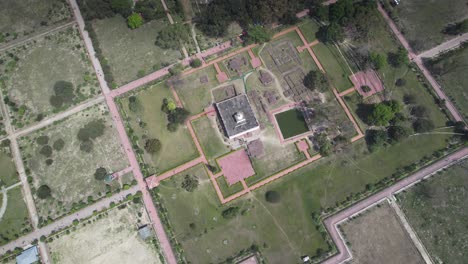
[321,147,468,264]
[377,3,464,123]
[160,0,174,24]
[417,33,468,59]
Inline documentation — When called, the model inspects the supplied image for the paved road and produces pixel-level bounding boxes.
[0,186,139,255]
[322,147,468,264]
[417,33,468,59]
[377,3,464,123]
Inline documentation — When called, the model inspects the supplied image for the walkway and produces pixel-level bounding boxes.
[322,147,468,264]
[377,3,464,123]
[417,32,468,59]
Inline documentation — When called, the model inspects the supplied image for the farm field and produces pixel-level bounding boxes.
[155,164,328,264]
[19,104,130,222]
[397,159,468,264]
[383,0,468,52]
[341,202,424,264]
[48,202,163,264]
[0,144,18,187]
[92,16,183,87]
[0,0,71,44]
[119,82,198,175]
[0,26,99,129]
[172,65,218,114]
[0,186,31,246]
[424,45,468,122]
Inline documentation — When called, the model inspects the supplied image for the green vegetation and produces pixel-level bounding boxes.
[0,146,18,187]
[303,70,328,92]
[312,43,353,92]
[192,116,230,168]
[181,174,199,192]
[0,186,31,246]
[120,82,198,175]
[155,23,191,50]
[398,160,468,264]
[144,138,162,154]
[190,58,202,68]
[275,109,309,139]
[245,25,272,44]
[299,19,320,43]
[127,13,144,29]
[94,167,108,181]
[216,176,243,198]
[37,185,52,199]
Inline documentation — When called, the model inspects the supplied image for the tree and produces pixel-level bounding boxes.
[80,140,94,153]
[413,119,435,133]
[181,175,199,192]
[411,105,429,118]
[110,0,132,17]
[265,190,280,203]
[395,78,406,87]
[135,0,165,21]
[366,101,401,126]
[155,24,190,50]
[365,129,387,152]
[77,120,106,142]
[144,138,161,154]
[221,206,239,219]
[50,81,75,108]
[370,52,387,70]
[128,96,143,112]
[245,25,272,44]
[318,23,345,43]
[389,47,409,67]
[168,63,184,76]
[388,125,412,143]
[315,133,333,156]
[190,58,202,68]
[37,185,51,199]
[127,13,144,29]
[303,70,329,91]
[36,135,49,145]
[39,145,53,157]
[168,107,190,125]
[94,167,108,181]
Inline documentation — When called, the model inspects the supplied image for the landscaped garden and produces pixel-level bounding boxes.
[0,26,99,129]
[119,81,199,176]
[19,104,130,223]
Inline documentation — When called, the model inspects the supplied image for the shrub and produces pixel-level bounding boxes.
[361,85,371,93]
[369,52,387,70]
[36,135,49,145]
[265,190,280,203]
[127,13,144,29]
[77,120,105,142]
[39,145,53,157]
[37,185,51,199]
[245,25,272,44]
[50,81,75,108]
[181,175,199,192]
[388,126,412,143]
[128,96,143,112]
[135,0,165,20]
[144,138,161,154]
[221,206,240,219]
[53,139,65,151]
[94,167,108,181]
[413,119,435,133]
[45,159,54,166]
[365,129,387,152]
[395,78,406,87]
[190,58,202,68]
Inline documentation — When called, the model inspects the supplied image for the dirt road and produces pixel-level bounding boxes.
[417,33,468,59]
[322,147,468,264]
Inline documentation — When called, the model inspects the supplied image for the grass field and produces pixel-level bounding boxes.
[298,19,320,43]
[20,104,129,221]
[173,66,217,114]
[384,0,468,52]
[397,159,468,264]
[92,16,183,86]
[0,0,70,44]
[191,116,230,168]
[0,145,18,187]
[341,201,424,264]
[48,202,162,264]
[0,26,99,129]
[425,45,468,121]
[312,43,353,92]
[120,82,198,175]
[216,176,243,198]
[156,164,328,263]
[0,186,31,246]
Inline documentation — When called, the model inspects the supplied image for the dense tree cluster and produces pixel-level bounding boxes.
[127,13,144,29]
[161,98,190,132]
[245,25,272,44]
[221,206,240,219]
[359,100,401,126]
[443,19,468,35]
[303,70,329,92]
[50,81,75,109]
[155,24,190,50]
[315,132,332,156]
[77,120,106,152]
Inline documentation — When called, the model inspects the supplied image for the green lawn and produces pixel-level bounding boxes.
[216,176,244,198]
[156,164,328,263]
[312,43,353,92]
[397,159,468,264]
[425,45,468,122]
[191,116,230,168]
[0,186,31,246]
[383,0,468,53]
[173,66,217,114]
[275,109,309,139]
[299,19,320,43]
[120,82,199,175]
[0,146,18,187]
[92,16,183,86]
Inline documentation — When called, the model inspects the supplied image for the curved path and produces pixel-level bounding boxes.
[322,147,468,264]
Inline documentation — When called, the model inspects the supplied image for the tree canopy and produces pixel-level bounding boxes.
[181,175,199,192]
[365,129,387,152]
[245,25,272,44]
[365,101,401,126]
[155,24,190,50]
[144,138,162,154]
[50,81,75,109]
[303,70,329,91]
[127,13,144,29]
[94,167,108,181]
[37,185,52,199]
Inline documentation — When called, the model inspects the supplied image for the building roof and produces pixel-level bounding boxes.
[216,94,259,139]
[218,149,255,185]
[16,246,39,264]
[138,225,153,240]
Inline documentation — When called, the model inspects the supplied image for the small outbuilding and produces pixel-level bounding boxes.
[16,246,39,264]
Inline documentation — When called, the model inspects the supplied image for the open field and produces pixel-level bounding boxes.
[0,186,31,246]
[119,82,198,175]
[0,144,18,187]
[275,109,309,139]
[397,159,468,264]
[172,65,218,114]
[156,164,328,263]
[0,26,99,129]
[0,0,71,44]
[19,104,130,222]
[383,0,468,52]
[298,19,320,43]
[92,16,183,87]
[425,45,468,121]
[191,115,230,169]
[48,202,163,264]
[312,43,353,92]
[216,176,244,198]
[341,202,424,264]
